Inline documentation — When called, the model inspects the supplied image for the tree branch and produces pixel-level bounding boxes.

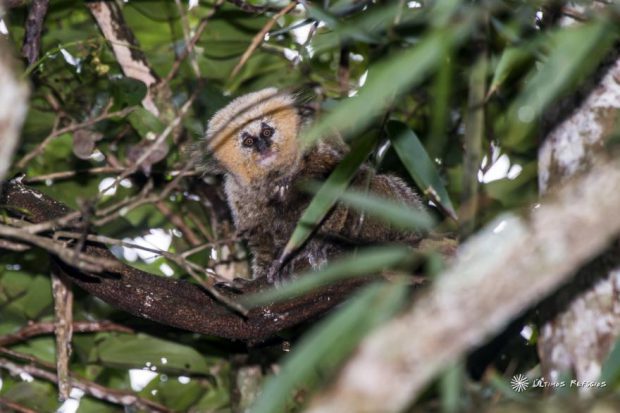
[537,36,620,384]
[306,157,620,413]
[0,181,366,342]
[0,354,172,413]
[0,321,133,347]
[0,398,36,413]
[51,272,73,401]
[0,38,29,185]
[229,1,297,79]
[21,0,49,65]
[86,1,161,116]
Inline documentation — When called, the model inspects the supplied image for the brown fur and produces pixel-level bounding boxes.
[203,89,425,281]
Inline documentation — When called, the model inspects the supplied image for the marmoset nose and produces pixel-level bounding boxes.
[255,137,271,153]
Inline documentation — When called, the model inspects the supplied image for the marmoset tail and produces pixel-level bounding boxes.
[203,87,426,283]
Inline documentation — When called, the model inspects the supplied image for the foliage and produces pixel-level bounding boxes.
[0,0,618,412]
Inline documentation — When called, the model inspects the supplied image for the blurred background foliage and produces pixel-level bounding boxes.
[0,0,619,412]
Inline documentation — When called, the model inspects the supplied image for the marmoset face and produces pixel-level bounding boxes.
[205,88,301,184]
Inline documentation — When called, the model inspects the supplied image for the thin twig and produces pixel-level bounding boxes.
[174,0,201,77]
[0,398,37,413]
[183,262,249,316]
[97,94,196,197]
[155,201,202,246]
[0,355,172,413]
[0,224,119,273]
[95,179,154,218]
[53,230,217,276]
[164,0,224,83]
[0,238,30,251]
[185,209,215,242]
[93,152,203,228]
[24,167,124,183]
[0,321,133,346]
[17,107,135,169]
[229,1,298,79]
[22,210,82,234]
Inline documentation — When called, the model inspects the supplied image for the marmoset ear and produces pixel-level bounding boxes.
[297,103,315,126]
[198,155,226,175]
[291,89,316,127]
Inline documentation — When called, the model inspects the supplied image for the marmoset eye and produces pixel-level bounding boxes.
[242,136,254,147]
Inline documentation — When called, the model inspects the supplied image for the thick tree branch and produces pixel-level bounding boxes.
[306,158,620,413]
[537,45,620,384]
[0,181,366,342]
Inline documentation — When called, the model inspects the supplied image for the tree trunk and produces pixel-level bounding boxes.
[537,29,620,385]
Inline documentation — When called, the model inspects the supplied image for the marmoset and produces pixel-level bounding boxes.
[203,88,426,283]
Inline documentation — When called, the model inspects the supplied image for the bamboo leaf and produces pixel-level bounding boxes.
[305,182,436,231]
[504,20,615,148]
[600,336,620,385]
[386,120,457,220]
[303,20,473,146]
[250,283,407,413]
[280,133,378,259]
[245,246,417,306]
[487,46,535,100]
[461,54,488,236]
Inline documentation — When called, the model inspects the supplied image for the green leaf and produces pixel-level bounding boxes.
[303,22,473,146]
[250,282,407,413]
[6,275,53,320]
[487,46,535,99]
[12,337,57,365]
[504,20,616,148]
[245,246,417,306]
[1,381,58,413]
[127,107,166,138]
[600,336,620,385]
[386,120,457,220]
[486,371,532,403]
[305,182,435,231]
[141,375,204,412]
[310,3,401,52]
[427,44,454,159]
[74,397,120,413]
[92,334,213,375]
[440,361,465,413]
[110,77,148,107]
[281,132,378,258]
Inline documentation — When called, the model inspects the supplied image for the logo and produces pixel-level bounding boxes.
[510,374,529,392]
